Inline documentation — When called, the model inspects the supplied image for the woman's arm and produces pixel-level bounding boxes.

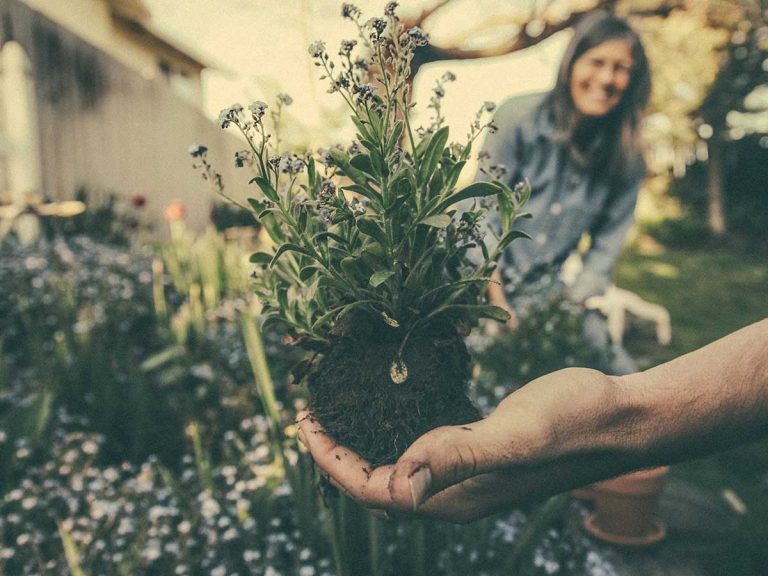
[297,319,768,522]
[567,174,642,303]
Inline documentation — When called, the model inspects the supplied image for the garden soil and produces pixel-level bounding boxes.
[307,314,480,466]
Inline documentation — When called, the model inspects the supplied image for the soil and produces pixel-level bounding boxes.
[307,313,480,467]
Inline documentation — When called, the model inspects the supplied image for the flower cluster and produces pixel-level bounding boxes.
[0,411,333,576]
[420,71,457,137]
[0,234,299,474]
[194,3,529,382]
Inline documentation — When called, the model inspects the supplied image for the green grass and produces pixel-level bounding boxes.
[616,241,767,357]
[615,238,768,576]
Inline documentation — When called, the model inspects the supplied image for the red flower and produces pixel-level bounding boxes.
[164,201,186,221]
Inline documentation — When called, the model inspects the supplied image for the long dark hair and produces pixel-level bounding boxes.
[545,11,651,183]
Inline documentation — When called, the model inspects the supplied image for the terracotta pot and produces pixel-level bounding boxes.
[581,466,669,546]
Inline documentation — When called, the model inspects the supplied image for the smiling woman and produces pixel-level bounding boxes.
[569,38,634,118]
[480,11,652,376]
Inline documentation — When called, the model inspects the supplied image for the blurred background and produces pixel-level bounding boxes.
[0,0,766,575]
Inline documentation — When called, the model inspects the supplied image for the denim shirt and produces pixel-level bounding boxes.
[477,92,645,302]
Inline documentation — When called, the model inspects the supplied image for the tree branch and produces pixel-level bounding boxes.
[409,0,683,76]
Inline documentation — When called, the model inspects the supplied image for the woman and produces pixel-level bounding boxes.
[481,11,652,375]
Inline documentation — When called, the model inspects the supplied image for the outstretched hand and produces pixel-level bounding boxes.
[296,368,624,523]
[297,320,768,523]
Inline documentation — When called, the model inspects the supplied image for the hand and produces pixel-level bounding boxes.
[297,320,768,523]
[297,368,624,523]
[488,268,519,332]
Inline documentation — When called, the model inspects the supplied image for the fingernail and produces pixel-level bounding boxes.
[296,428,307,446]
[408,466,432,511]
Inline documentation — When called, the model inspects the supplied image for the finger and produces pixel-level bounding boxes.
[296,411,395,508]
[387,418,514,511]
[411,471,515,523]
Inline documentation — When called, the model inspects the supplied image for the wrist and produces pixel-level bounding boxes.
[542,370,652,467]
[598,373,657,467]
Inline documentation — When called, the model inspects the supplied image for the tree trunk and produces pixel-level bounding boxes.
[707,138,727,236]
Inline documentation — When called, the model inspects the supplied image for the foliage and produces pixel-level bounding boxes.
[0,402,623,576]
[193,4,530,381]
[472,288,607,404]
[616,239,768,360]
[0,231,296,470]
[39,187,150,245]
[0,411,328,576]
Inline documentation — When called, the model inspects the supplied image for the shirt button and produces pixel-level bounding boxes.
[568,174,580,186]
[549,202,562,215]
[535,233,547,245]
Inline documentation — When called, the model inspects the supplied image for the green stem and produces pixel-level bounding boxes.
[413,521,427,576]
[368,515,383,576]
[324,499,347,576]
[504,494,571,574]
[240,312,284,470]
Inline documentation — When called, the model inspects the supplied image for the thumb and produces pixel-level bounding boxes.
[387,419,508,511]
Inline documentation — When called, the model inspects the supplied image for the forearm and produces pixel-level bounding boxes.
[499,319,768,495]
[613,319,768,465]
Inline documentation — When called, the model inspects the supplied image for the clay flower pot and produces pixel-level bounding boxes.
[582,466,669,546]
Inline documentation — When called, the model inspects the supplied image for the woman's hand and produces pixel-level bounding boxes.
[488,268,519,331]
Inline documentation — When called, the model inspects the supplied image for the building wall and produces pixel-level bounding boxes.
[20,0,203,104]
[1,0,247,232]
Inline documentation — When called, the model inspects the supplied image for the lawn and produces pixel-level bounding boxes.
[616,236,768,576]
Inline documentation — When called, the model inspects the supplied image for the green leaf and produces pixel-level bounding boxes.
[342,184,383,205]
[250,176,280,203]
[433,304,511,322]
[369,270,393,287]
[428,169,445,199]
[387,121,404,150]
[497,229,532,253]
[248,198,264,212]
[307,157,317,193]
[313,231,347,244]
[299,266,320,282]
[433,181,501,215]
[340,256,361,279]
[329,149,371,188]
[419,214,452,228]
[446,160,466,189]
[420,126,449,182]
[418,277,492,303]
[381,312,400,327]
[140,346,185,372]
[498,192,513,231]
[350,154,377,177]
[350,115,372,141]
[260,312,284,333]
[356,217,388,245]
[311,299,378,330]
[298,206,308,233]
[249,252,273,264]
[270,243,312,267]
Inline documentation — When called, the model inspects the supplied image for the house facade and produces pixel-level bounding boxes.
[0,0,245,231]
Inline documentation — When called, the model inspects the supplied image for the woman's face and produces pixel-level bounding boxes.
[569,38,633,117]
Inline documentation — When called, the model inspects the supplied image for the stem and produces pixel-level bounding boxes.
[368,515,383,576]
[413,522,427,576]
[504,494,570,574]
